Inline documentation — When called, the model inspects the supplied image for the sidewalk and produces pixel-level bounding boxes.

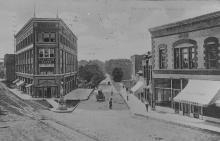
[116,83,220,133]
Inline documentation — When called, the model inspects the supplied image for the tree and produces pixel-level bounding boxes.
[112,67,123,82]
[78,64,105,88]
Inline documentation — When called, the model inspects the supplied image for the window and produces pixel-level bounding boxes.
[39,49,44,57]
[173,39,197,69]
[204,37,219,69]
[50,49,55,57]
[44,49,49,57]
[174,47,195,69]
[44,33,50,42]
[50,33,56,42]
[38,33,43,42]
[159,48,166,69]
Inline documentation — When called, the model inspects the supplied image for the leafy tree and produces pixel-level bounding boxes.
[112,67,123,82]
[78,64,105,88]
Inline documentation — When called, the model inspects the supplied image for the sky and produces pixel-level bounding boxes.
[1,0,220,61]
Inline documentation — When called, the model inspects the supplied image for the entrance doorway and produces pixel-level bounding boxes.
[46,87,51,98]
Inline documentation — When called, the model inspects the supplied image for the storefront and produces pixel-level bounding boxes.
[174,79,220,119]
[131,79,148,101]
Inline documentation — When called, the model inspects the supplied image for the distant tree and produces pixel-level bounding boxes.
[105,59,132,80]
[78,64,105,88]
[112,67,123,82]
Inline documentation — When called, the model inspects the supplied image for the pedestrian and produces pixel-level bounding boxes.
[109,98,112,109]
[144,100,149,112]
[127,94,129,101]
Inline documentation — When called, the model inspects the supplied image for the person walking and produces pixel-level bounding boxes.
[144,100,149,112]
[109,98,113,109]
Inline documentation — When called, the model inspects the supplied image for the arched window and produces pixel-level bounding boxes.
[173,39,197,69]
[204,37,219,69]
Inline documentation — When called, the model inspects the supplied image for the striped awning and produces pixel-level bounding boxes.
[174,80,220,106]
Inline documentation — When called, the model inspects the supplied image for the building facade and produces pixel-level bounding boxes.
[130,54,145,80]
[142,52,152,104]
[4,54,15,82]
[14,18,78,98]
[149,11,220,119]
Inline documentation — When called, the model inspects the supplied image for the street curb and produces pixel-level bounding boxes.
[134,113,220,135]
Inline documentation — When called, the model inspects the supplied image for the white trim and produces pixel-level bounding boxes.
[16,44,33,54]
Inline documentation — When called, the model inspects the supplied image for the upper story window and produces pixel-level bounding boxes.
[204,37,219,69]
[44,33,50,42]
[174,47,195,69]
[173,39,197,69]
[158,44,167,69]
[50,49,54,57]
[38,48,55,58]
[44,49,49,57]
[50,33,56,42]
[38,32,56,43]
[39,49,44,57]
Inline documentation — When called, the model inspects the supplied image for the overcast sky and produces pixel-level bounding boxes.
[1,0,220,61]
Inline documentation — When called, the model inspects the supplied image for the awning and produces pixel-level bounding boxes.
[16,81,25,87]
[25,83,33,88]
[13,79,20,84]
[173,80,220,106]
[131,80,145,93]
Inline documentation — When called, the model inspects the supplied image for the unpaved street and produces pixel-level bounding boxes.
[1,78,220,141]
[41,77,220,141]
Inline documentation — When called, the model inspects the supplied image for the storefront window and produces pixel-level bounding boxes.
[40,67,54,75]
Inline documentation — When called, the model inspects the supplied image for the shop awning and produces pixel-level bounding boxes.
[16,81,25,87]
[173,80,220,106]
[13,79,20,84]
[25,83,33,88]
[131,80,145,93]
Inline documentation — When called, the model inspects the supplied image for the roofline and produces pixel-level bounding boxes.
[149,10,220,33]
[15,17,77,40]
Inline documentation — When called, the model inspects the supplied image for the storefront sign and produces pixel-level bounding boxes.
[39,58,55,64]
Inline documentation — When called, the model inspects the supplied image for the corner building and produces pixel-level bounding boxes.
[15,18,78,98]
[149,11,220,120]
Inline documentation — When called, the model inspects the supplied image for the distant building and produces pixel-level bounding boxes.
[0,61,4,78]
[142,52,152,104]
[4,54,15,83]
[130,54,145,80]
[149,11,220,120]
[14,17,78,98]
[105,59,132,80]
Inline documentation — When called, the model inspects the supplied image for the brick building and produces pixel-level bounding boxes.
[149,11,220,120]
[14,17,78,98]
